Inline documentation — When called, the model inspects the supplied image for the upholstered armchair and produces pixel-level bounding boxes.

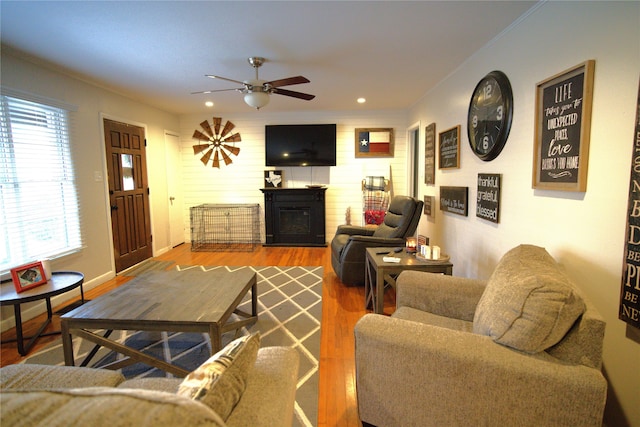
[331,195,423,286]
[354,245,607,427]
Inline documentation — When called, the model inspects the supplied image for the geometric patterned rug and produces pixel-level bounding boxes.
[23,265,323,427]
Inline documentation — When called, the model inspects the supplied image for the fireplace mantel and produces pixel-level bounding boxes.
[261,187,327,246]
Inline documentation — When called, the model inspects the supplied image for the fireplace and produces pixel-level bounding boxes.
[261,187,327,246]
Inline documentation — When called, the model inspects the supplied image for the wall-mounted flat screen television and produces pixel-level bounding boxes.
[265,124,337,167]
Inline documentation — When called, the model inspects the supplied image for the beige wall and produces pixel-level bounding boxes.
[0,52,180,330]
[409,2,639,425]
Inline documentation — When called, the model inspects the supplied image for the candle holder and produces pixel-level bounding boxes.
[405,236,417,253]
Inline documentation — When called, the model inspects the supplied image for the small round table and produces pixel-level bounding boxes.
[0,271,84,355]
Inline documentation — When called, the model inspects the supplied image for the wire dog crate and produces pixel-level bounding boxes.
[190,204,261,252]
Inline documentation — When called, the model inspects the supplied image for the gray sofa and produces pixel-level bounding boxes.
[355,244,607,427]
[0,344,299,427]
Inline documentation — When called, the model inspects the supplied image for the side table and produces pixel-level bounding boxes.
[365,247,453,314]
[0,271,85,355]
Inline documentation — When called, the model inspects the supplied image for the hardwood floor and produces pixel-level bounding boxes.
[0,244,396,427]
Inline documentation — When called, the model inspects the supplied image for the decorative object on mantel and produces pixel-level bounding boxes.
[438,125,460,169]
[192,117,241,168]
[355,128,394,158]
[532,60,595,192]
[264,170,283,188]
[476,173,501,223]
[191,57,315,109]
[10,261,47,293]
[619,79,640,331]
[467,70,514,161]
[424,123,436,185]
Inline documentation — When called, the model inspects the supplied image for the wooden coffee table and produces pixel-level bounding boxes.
[61,268,257,377]
[365,247,453,314]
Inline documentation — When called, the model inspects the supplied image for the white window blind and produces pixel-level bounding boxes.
[0,95,83,273]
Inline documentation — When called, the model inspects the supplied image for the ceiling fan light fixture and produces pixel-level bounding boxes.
[244,91,270,109]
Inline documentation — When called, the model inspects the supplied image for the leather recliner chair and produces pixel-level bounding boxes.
[331,195,423,286]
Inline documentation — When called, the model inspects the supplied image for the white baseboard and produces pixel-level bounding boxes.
[0,270,115,333]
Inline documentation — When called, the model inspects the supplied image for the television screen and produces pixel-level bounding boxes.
[265,124,337,166]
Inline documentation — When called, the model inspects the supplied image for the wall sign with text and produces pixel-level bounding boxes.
[425,123,436,185]
[620,79,640,330]
[438,125,460,169]
[476,174,501,223]
[439,186,468,217]
[533,60,595,192]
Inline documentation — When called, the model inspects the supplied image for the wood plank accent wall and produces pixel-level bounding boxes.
[178,110,410,244]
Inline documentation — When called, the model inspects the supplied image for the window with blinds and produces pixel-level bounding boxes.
[0,95,82,274]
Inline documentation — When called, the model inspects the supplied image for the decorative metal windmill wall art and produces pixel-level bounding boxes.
[192,117,241,168]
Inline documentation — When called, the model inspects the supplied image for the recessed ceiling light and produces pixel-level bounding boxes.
[357,97,366,104]
[205,101,214,107]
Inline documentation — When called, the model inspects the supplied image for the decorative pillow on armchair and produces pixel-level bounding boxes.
[473,245,585,354]
[178,333,260,421]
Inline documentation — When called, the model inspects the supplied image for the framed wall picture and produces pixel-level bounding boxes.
[476,173,501,223]
[264,170,283,188]
[438,125,460,169]
[11,261,48,293]
[424,123,436,185]
[533,60,595,192]
[355,128,394,158]
[439,186,468,216]
[423,195,434,217]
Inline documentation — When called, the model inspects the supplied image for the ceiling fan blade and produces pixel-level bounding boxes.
[220,121,235,138]
[220,149,233,165]
[213,117,222,136]
[212,150,220,168]
[192,143,210,155]
[200,120,213,137]
[223,144,240,156]
[206,74,247,85]
[191,88,242,94]
[222,132,241,143]
[200,149,214,165]
[192,129,210,141]
[272,88,316,101]
[267,76,310,87]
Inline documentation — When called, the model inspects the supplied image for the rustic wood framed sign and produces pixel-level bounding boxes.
[532,60,595,191]
[424,123,436,184]
[355,128,394,158]
[619,79,640,330]
[476,173,501,223]
[438,125,460,169]
[439,186,468,216]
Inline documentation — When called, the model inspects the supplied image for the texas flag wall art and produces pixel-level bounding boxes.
[355,128,394,158]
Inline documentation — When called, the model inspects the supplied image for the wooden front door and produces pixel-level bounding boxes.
[104,119,152,272]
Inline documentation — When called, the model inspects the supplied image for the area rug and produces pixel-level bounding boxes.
[23,265,323,427]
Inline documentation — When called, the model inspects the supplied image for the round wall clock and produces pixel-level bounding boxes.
[467,70,513,161]
[192,117,241,168]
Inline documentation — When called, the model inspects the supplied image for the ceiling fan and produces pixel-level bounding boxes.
[192,57,315,109]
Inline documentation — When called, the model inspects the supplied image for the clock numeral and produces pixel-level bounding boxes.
[497,105,503,121]
[472,115,478,128]
[483,83,493,100]
[482,135,490,150]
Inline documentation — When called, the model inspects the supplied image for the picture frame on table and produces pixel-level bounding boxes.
[11,261,48,293]
[532,60,595,192]
[355,128,394,158]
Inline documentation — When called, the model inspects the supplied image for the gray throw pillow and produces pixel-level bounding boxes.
[473,245,585,354]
